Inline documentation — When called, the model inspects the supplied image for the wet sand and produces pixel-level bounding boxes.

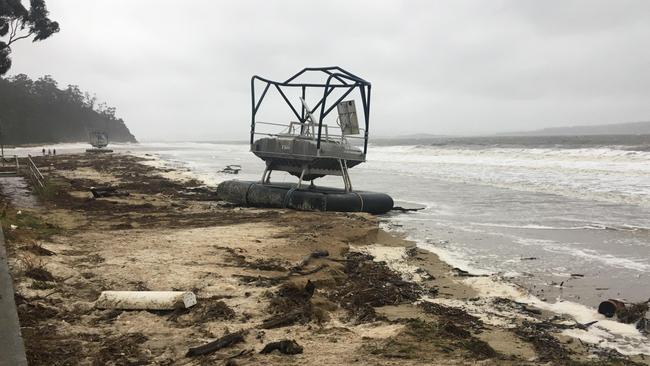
[0,152,647,365]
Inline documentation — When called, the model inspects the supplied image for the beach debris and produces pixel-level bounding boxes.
[219,165,242,174]
[90,186,129,198]
[520,257,538,261]
[186,331,246,357]
[617,301,649,324]
[451,267,486,277]
[224,349,254,365]
[95,291,197,310]
[22,243,56,256]
[289,264,327,277]
[419,301,482,330]
[261,281,315,329]
[168,297,235,323]
[515,321,572,362]
[637,317,650,335]
[575,320,598,330]
[259,339,303,355]
[598,298,649,324]
[570,273,584,278]
[291,249,329,272]
[328,252,420,323]
[598,299,626,318]
[260,309,307,329]
[391,206,425,213]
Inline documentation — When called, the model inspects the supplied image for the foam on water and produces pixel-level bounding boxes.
[366,227,650,355]
[367,145,650,207]
[514,238,650,272]
[462,276,650,355]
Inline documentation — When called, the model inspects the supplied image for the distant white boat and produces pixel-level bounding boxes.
[219,164,241,174]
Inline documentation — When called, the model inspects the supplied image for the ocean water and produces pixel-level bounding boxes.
[10,137,650,351]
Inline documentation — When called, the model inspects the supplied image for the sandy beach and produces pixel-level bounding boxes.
[1,152,647,365]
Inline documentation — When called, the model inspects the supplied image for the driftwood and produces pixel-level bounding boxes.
[391,206,424,212]
[90,186,130,198]
[451,267,486,278]
[225,349,254,363]
[234,264,327,286]
[186,331,245,357]
[260,309,305,329]
[290,264,327,276]
[260,339,304,355]
[291,250,329,272]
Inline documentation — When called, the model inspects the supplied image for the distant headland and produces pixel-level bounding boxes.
[0,74,137,145]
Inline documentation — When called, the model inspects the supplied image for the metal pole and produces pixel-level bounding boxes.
[364,85,371,155]
[0,120,4,165]
[250,78,256,146]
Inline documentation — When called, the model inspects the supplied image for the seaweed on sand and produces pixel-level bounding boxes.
[365,319,498,361]
[328,252,420,323]
[261,282,316,329]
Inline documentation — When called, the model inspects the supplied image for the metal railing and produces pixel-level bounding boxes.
[254,121,366,143]
[26,155,45,188]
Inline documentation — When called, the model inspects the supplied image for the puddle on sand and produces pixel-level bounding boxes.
[0,177,38,209]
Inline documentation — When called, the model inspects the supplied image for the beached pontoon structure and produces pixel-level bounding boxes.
[216,67,393,214]
[250,66,371,192]
[86,131,113,153]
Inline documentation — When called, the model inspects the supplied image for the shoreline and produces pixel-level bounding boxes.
[0,152,647,365]
[383,215,650,357]
[144,148,650,357]
[125,150,650,359]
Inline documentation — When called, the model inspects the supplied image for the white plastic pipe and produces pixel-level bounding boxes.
[95,291,197,310]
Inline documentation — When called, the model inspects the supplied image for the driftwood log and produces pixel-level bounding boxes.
[260,309,305,329]
[186,331,245,357]
[260,339,303,355]
[391,206,424,212]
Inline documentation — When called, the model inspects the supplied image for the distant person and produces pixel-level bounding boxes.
[48,149,51,156]
[53,149,56,156]
[42,148,46,156]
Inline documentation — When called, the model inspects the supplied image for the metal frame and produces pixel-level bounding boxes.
[250,67,372,156]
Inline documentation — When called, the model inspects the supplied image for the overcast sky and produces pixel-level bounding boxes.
[9,0,650,141]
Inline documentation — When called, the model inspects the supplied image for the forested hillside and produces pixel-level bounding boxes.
[0,74,136,144]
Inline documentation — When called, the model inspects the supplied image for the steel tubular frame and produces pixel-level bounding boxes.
[250,67,372,156]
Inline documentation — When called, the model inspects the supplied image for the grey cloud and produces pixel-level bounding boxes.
[8,0,650,139]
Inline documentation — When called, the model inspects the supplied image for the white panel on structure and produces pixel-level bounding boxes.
[337,100,360,135]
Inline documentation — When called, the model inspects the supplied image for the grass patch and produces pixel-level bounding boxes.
[19,254,55,281]
[0,204,61,244]
[33,181,61,201]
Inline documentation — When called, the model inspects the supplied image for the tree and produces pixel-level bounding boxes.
[0,0,59,75]
[0,74,137,144]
